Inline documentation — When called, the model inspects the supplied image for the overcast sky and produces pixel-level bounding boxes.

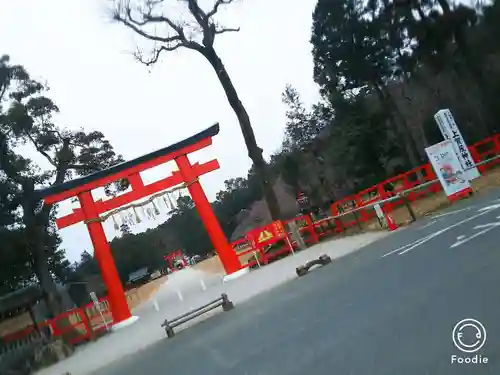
[0,0,321,262]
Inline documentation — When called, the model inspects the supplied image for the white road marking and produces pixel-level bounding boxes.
[382,245,410,258]
[152,299,160,312]
[431,207,474,219]
[478,203,500,212]
[176,290,184,301]
[450,224,500,248]
[449,215,500,248]
[382,203,500,258]
[398,230,447,255]
[382,230,445,257]
[473,222,500,230]
[419,220,437,230]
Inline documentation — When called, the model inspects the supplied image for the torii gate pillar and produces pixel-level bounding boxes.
[78,190,133,326]
[175,154,240,274]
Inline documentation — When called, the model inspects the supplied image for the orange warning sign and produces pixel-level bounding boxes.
[258,230,273,243]
[249,221,286,248]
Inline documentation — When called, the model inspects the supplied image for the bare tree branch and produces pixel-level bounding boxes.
[0,80,8,102]
[114,10,183,45]
[207,0,237,18]
[134,45,184,66]
[126,2,183,36]
[26,133,56,167]
[113,0,240,65]
[186,0,209,29]
[214,26,240,35]
[47,129,65,143]
[67,164,89,171]
[142,15,183,35]
[113,0,280,220]
[183,1,241,47]
[0,131,29,186]
[113,1,203,62]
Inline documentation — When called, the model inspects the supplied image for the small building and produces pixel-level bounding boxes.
[0,284,74,340]
[127,268,150,287]
[66,274,107,307]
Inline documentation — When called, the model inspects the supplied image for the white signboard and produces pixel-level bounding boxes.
[425,140,471,197]
[89,291,109,331]
[434,109,480,180]
[90,291,99,307]
[373,203,388,228]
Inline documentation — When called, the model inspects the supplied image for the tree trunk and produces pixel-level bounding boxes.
[448,68,491,137]
[436,0,452,14]
[282,155,301,196]
[436,0,495,134]
[202,46,281,220]
[34,243,63,318]
[408,2,492,136]
[454,42,495,135]
[313,151,334,204]
[399,72,430,151]
[414,63,490,139]
[373,84,422,171]
[383,86,422,163]
[24,198,63,317]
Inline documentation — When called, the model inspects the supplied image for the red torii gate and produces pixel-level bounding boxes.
[164,249,187,270]
[35,124,241,328]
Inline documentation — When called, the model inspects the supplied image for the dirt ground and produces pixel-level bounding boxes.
[126,275,169,310]
[192,255,226,275]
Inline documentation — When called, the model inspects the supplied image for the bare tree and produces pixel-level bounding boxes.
[113,0,281,220]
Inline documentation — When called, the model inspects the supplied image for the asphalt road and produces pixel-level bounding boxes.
[94,189,500,375]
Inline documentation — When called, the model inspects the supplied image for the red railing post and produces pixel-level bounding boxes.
[469,146,486,174]
[304,215,319,243]
[330,204,343,232]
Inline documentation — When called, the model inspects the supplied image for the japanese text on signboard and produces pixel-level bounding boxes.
[434,109,479,177]
[425,140,471,197]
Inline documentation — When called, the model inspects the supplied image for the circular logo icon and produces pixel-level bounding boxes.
[452,319,487,353]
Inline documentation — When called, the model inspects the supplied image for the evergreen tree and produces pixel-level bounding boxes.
[0,56,125,314]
